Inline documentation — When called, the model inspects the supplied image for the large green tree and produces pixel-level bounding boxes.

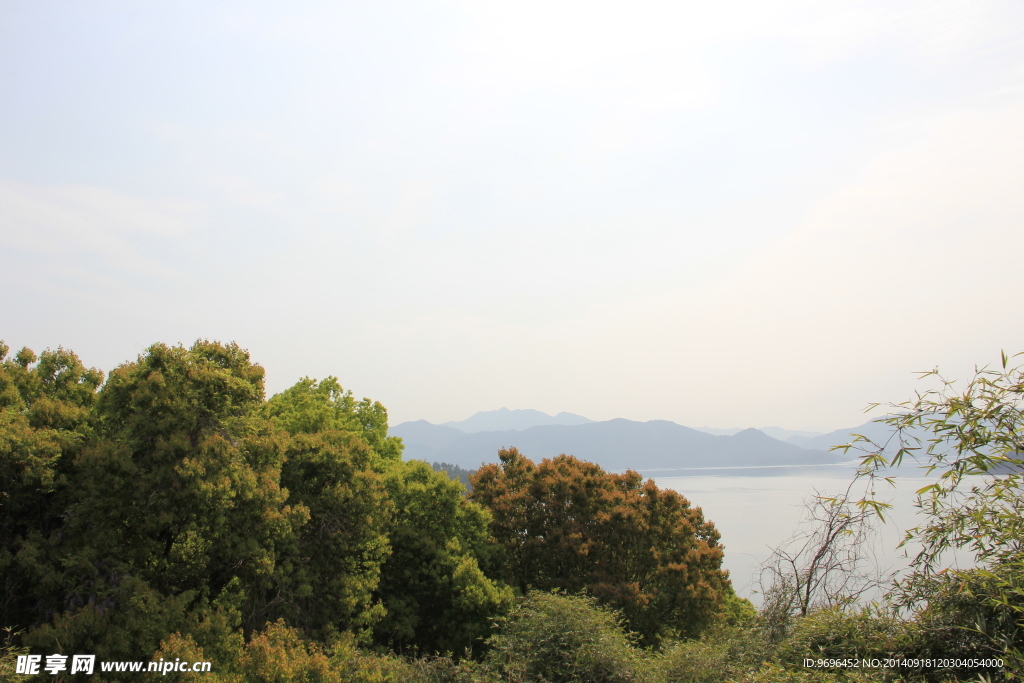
[22,341,306,661]
[470,448,730,643]
[267,378,396,641]
[267,376,402,464]
[374,459,512,655]
[0,342,103,630]
[266,376,511,655]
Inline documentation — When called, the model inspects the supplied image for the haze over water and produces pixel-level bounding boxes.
[653,467,946,604]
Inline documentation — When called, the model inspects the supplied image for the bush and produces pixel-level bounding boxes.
[484,591,649,683]
[399,656,501,683]
[657,623,771,683]
[719,591,759,628]
[731,662,880,683]
[776,607,916,665]
[151,632,241,683]
[908,566,1022,681]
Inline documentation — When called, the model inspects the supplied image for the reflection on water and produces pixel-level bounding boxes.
[648,465,948,604]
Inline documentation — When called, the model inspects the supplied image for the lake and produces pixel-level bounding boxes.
[649,464,959,605]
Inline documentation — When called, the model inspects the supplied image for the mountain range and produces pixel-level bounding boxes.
[389,409,899,475]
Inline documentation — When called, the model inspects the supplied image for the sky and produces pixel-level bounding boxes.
[2,0,1023,431]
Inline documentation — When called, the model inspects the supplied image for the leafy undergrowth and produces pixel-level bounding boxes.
[7,590,1013,683]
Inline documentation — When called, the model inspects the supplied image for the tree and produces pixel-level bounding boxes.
[24,341,305,660]
[267,376,511,655]
[470,448,730,643]
[270,430,392,642]
[267,377,400,641]
[432,461,475,491]
[267,376,402,463]
[0,342,103,631]
[373,459,512,655]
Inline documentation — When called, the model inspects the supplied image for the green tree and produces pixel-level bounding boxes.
[267,376,402,463]
[0,342,103,631]
[470,448,730,644]
[374,459,512,655]
[25,341,305,660]
[266,377,403,641]
[272,430,392,642]
[432,462,475,491]
[267,376,511,655]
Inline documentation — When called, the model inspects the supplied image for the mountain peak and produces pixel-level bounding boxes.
[441,408,593,433]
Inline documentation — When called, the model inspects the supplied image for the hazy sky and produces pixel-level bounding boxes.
[3,0,1023,431]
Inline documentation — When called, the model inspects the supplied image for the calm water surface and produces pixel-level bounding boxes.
[649,466,945,603]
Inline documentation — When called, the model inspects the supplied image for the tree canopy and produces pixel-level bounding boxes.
[470,447,730,643]
[0,340,518,665]
[9,337,1020,682]
[1,337,745,680]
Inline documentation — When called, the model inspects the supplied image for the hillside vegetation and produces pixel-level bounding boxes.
[2,340,1022,682]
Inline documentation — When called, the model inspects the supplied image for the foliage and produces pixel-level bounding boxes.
[374,459,512,656]
[1,627,29,682]
[22,336,1022,683]
[267,376,512,653]
[267,376,403,463]
[846,351,1024,674]
[238,619,344,683]
[433,462,476,491]
[718,588,759,627]
[657,622,771,683]
[149,622,503,683]
[328,650,505,683]
[470,448,730,644]
[775,607,916,665]
[272,430,392,641]
[26,342,306,660]
[730,662,880,683]
[0,342,103,629]
[484,591,650,683]
[906,566,1022,681]
[151,620,350,683]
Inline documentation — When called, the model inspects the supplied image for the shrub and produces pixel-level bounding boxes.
[151,632,241,683]
[239,620,342,683]
[732,662,881,683]
[657,623,771,683]
[776,607,916,664]
[908,566,1022,681]
[484,591,649,683]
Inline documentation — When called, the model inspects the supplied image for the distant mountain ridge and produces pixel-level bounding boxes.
[696,426,824,441]
[391,417,856,474]
[785,421,899,451]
